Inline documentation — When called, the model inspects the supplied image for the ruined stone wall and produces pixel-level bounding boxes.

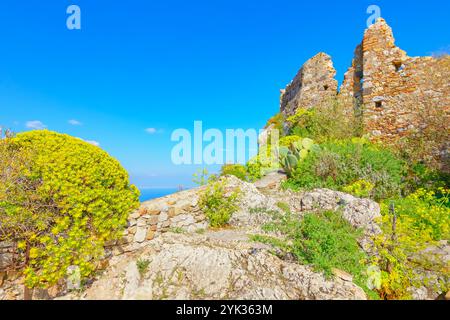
[280,18,449,167]
[280,52,338,117]
[340,18,450,145]
[115,187,209,255]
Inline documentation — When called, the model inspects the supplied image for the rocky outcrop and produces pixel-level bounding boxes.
[3,175,447,300]
[58,231,366,300]
[46,176,384,301]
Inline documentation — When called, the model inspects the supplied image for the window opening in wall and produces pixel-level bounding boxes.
[394,61,404,72]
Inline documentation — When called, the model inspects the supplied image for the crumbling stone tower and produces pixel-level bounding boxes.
[280,18,449,167]
[339,18,449,143]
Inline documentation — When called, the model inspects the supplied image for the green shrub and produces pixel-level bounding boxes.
[0,130,140,290]
[220,164,248,181]
[246,147,279,182]
[342,180,375,198]
[252,210,375,297]
[404,162,450,196]
[279,135,301,147]
[136,259,150,277]
[199,179,241,228]
[286,98,360,142]
[278,138,319,176]
[193,168,216,186]
[284,139,407,200]
[370,188,450,299]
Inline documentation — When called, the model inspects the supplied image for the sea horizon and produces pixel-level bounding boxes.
[138,187,188,202]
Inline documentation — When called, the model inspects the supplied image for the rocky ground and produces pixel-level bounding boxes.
[60,231,365,300]
[55,173,386,300]
[2,173,447,300]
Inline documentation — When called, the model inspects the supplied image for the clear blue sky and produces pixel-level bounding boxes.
[1,0,449,189]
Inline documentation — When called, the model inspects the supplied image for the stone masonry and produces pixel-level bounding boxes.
[280,52,338,117]
[115,187,209,255]
[339,18,450,143]
[280,18,449,167]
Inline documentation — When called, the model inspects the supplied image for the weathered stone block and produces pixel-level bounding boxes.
[146,230,155,241]
[148,215,159,226]
[134,227,147,243]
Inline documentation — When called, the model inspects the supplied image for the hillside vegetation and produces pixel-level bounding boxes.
[219,97,449,300]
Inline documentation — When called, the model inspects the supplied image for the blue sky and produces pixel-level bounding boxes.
[0,0,449,189]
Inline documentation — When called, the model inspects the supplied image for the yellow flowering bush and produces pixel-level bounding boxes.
[0,130,139,290]
[343,179,375,198]
[286,107,312,125]
[371,188,450,299]
[279,135,302,147]
[286,98,360,142]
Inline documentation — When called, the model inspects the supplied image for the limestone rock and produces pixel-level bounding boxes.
[59,232,366,300]
[297,189,381,235]
[134,227,147,243]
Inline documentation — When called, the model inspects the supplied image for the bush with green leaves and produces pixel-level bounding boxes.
[246,156,265,181]
[403,162,450,196]
[370,188,450,299]
[198,178,241,228]
[284,139,407,201]
[252,209,377,298]
[286,98,360,142]
[0,130,140,293]
[265,112,284,132]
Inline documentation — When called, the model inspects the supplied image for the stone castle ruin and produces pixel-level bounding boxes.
[280,18,449,167]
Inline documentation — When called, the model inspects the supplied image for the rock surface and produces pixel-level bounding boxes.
[52,176,382,301]
[59,232,366,300]
[1,174,386,300]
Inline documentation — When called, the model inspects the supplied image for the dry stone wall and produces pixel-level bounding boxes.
[114,187,209,255]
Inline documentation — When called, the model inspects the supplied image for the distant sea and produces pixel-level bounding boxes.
[139,188,181,202]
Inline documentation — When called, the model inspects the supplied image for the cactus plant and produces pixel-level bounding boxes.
[281,153,299,176]
[279,146,290,158]
[278,137,319,176]
[302,138,314,150]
